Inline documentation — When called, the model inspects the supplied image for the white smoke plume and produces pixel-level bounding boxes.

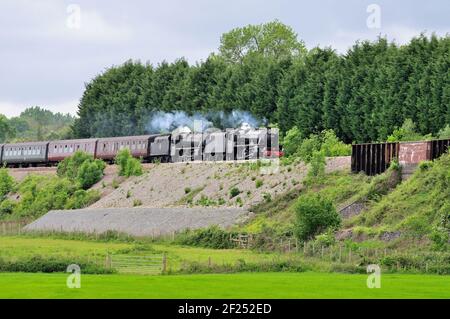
[145,110,266,134]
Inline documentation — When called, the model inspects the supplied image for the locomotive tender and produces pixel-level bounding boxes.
[0,127,281,167]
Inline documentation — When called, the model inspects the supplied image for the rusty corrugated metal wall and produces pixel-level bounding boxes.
[430,139,450,160]
[351,142,399,176]
[351,138,450,176]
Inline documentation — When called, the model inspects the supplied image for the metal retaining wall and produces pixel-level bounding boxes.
[352,138,450,176]
[351,142,399,176]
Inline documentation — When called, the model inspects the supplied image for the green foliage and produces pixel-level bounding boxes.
[229,187,241,199]
[306,151,326,184]
[387,119,432,142]
[57,151,106,189]
[0,168,14,201]
[115,149,143,177]
[177,226,236,249]
[219,20,306,63]
[64,189,101,210]
[133,199,142,207]
[0,256,112,274]
[0,114,14,143]
[294,193,340,241]
[314,229,336,247]
[255,179,263,188]
[0,199,16,217]
[437,125,450,139]
[286,129,350,163]
[280,126,303,157]
[320,130,351,156]
[419,160,434,171]
[2,107,74,143]
[351,153,450,242]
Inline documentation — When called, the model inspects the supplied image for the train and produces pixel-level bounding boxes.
[0,127,283,167]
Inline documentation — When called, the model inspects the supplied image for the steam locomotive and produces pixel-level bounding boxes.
[0,127,282,167]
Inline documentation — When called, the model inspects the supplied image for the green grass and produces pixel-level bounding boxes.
[0,236,285,271]
[0,272,449,299]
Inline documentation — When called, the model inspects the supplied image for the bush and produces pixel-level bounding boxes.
[419,160,434,171]
[229,187,240,198]
[0,199,16,217]
[65,189,101,209]
[320,129,351,157]
[255,179,263,188]
[115,149,143,177]
[0,168,14,200]
[133,199,142,207]
[57,151,106,189]
[294,193,341,241]
[0,256,112,274]
[177,226,235,249]
[306,151,326,181]
[437,124,450,139]
[387,119,432,142]
[298,134,321,162]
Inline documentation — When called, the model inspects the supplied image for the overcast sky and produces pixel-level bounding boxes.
[0,0,448,118]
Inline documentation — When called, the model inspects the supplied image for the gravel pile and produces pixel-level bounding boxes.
[24,207,250,236]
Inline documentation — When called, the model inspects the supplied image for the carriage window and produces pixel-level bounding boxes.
[69,145,74,152]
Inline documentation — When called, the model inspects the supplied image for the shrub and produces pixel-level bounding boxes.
[298,134,321,162]
[57,151,106,189]
[0,256,112,274]
[177,226,235,249]
[438,124,450,139]
[387,119,432,142]
[115,149,143,177]
[184,187,191,194]
[320,129,351,157]
[294,193,341,241]
[255,179,263,188]
[307,151,326,180]
[133,199,142,207]
[65,189,100,209]
[77,159,106,189]
[0,168,14,201]
[314,229,336,247]
[430,228,449,251]
[419,160,434,171]
[262,193,271,203]
[0,199,16,217]
[229,187,240,198]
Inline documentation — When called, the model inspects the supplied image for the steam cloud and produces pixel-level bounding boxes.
[145,110,266,134]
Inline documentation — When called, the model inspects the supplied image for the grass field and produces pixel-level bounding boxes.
[0,236,286,271]
[0,272,449,299]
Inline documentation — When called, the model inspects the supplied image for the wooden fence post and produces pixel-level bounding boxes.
[162,253,167,273]
[105,254,112,269]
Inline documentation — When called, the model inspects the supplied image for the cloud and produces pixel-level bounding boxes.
[0,0,133,44]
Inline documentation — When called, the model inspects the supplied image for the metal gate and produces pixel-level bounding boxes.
[109,254,166,275]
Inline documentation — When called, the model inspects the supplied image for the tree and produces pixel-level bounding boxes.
[57,151,106,189]
[0,114,14,143]
[294,193,340,241]
[219,20,306,63]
